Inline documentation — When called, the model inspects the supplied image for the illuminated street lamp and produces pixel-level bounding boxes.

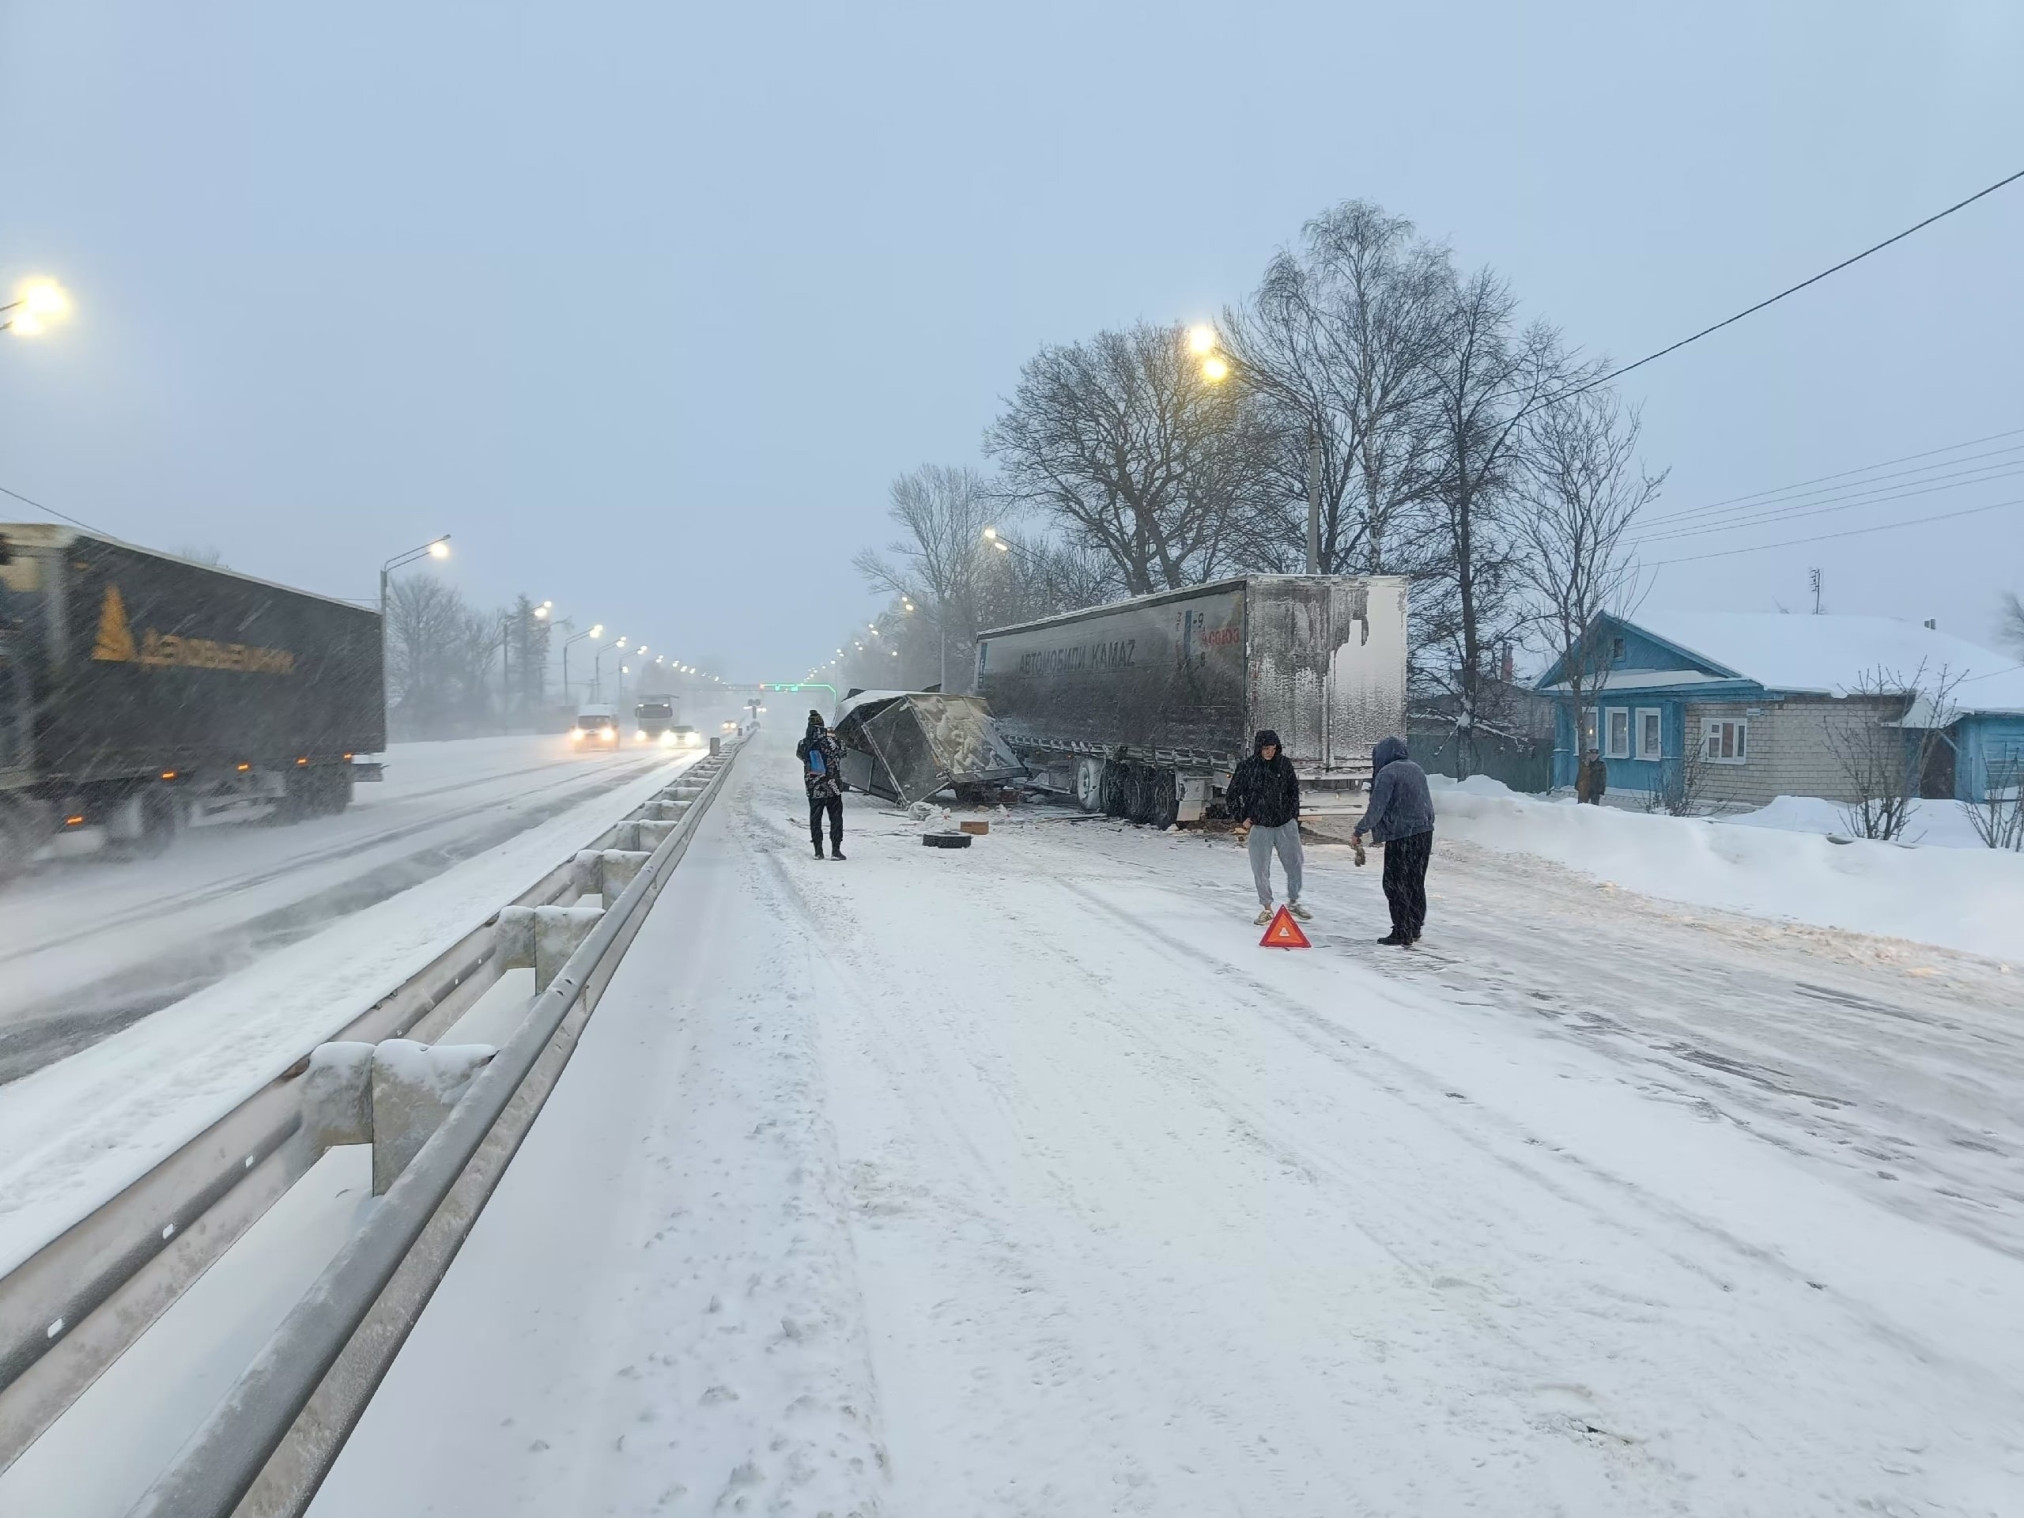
[562,621,603,704]
[2,277,73,338]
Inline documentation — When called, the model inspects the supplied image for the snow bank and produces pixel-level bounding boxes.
[1429,778,2024,961]
[1716,792,1994,850]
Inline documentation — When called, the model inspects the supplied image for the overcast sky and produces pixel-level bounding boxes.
[3,1,2020,682]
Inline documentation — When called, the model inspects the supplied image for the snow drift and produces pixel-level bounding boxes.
[1430,778,2024,962]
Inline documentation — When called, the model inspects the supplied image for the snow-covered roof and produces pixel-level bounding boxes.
[1630,613,2024,714]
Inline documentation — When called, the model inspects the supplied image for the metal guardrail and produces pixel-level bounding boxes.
[128,736,744,1517]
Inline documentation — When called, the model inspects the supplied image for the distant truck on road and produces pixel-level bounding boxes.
[0,524,385,877]
[632,693,675,743]
[974,575,1408,827]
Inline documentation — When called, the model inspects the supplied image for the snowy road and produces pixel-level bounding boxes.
[314,729,2023,1516]
[0,734,681,1083]
[0,735,707,1280]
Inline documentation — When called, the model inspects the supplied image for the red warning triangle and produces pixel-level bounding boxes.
[1259,906,1311,949]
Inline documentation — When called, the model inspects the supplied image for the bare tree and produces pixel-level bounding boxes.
[1418,268,1567,777]
[986,322,1261,595]
[384,575,502,738]
[1962,757,2024,850]
[1828,663,1962,840]
[1641,743,1712,817]
[853,464,997,691]
[503,593,552,721]
[1998,590,2024,656]
[1222,200,1453,574]
[1517,384,1666,767]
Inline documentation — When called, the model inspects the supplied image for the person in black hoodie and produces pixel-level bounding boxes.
[795,709,847,859]
[1226,729,1309,926]
[1353,734,1435,946]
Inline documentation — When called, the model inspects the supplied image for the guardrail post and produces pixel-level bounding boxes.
[369,1042,496,1197]
[532,905,603,992]
[301,1044,375,1161]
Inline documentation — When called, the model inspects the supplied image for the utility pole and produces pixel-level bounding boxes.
[1305,427,1322,575]
[1809,567,1823,615]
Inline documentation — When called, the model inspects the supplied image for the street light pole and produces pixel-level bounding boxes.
[378,536,451,721]
[561,622,603,708]
[1305,427,1322,575]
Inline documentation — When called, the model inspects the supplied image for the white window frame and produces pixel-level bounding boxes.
[1603,706,1632,760]
[1701,717,1749,765]
[1636,707,1662,761]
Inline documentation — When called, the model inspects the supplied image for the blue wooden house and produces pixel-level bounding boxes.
[1534,612,2024,807]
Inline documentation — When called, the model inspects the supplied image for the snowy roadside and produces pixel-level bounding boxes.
[1424,777,2024,962]
[0,750,704,1278]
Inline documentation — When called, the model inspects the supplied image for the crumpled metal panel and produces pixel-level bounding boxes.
[835,693,1026,805]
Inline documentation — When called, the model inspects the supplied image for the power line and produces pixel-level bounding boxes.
[1632,457,2024,544]
[0,481,107,535]
[1542,165,2024,410]
[1635,428,2024,529]
[1645,495,2020,566]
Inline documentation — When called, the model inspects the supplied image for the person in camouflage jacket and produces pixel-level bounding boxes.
[795,710,847,859]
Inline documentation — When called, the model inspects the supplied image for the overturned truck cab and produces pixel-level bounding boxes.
[832,691,1027,807]
[974,575,1408,826]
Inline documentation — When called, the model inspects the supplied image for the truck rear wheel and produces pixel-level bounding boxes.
[1148,768,1180,830]
[1075,757,1106,813]
[1100,762,1129,818]
[130,787,186,857]
[0,798,41,885]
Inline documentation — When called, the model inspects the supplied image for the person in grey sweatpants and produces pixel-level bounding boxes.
[1226,729,1309,925]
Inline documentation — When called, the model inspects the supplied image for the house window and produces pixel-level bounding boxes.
[1604,707,1631,759]
[1636,708,1662,761]
[1611,636,1626,662]
[1702,717,1748,764]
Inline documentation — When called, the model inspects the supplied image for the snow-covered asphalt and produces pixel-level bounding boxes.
[0,735,706,1279]
[313,727,2024,1516]
[0,734,680,1082]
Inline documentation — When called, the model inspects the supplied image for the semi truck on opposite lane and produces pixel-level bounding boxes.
[974,574,1408,826]
[0,524,385,878]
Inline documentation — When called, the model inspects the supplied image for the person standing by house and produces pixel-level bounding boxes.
[1577,747,1608,805]
[796,709,847,860]
[1352,735,1435,947]
[1227,729,1310,926]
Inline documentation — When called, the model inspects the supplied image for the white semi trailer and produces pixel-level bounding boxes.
[973,575,1408,826]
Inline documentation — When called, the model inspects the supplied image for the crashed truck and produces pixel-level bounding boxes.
[973,575,1408,827]
[832,691,1027,806]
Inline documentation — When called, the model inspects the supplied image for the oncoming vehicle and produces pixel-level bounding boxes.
[633,694,675,744]
[571,704,620,748]
[669,725,702,748]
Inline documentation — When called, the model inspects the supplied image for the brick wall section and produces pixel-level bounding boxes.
[1684,696,1903,806]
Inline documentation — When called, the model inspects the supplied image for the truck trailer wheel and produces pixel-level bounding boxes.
[1075,757,1106,813]
[0,798,42,885]
[1148,768,1180,830]
[1100,762,1129,818]
[130,787,186,857]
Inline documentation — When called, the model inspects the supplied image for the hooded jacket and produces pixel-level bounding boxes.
[1354,735,1434,843]
[1226,729,1301,828]
[796,716,846,800]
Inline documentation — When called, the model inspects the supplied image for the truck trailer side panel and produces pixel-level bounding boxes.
[3,527,384,784]
[1247,576,1409,776]
[976,575,1407,782]
[975,583,1249,760]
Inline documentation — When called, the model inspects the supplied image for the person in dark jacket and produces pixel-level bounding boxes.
[795,709,847,859]
[1576,748,1608,805]
[1352,734,1435,946]
[1227,729,1308,925]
